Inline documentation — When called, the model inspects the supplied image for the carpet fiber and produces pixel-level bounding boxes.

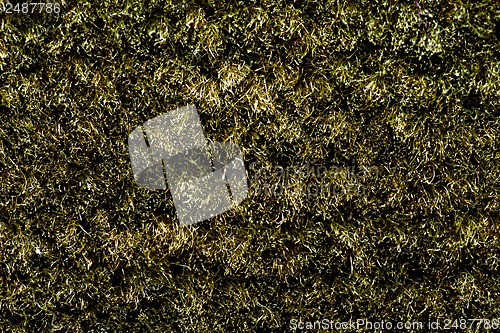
[1,0,499,331]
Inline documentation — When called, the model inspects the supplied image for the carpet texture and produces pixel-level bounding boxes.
[0,0,499,331]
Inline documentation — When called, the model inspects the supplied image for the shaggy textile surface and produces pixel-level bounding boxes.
[1,0,499,331]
